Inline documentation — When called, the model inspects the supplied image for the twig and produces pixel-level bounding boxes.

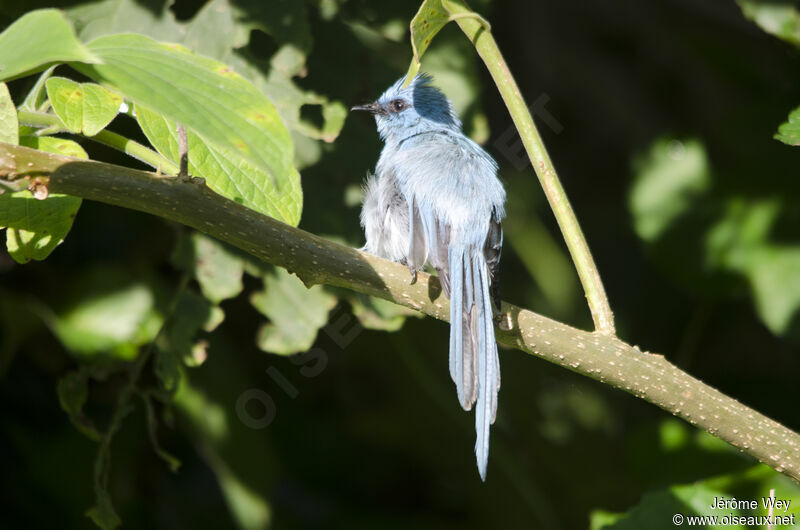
[443,0,616,334]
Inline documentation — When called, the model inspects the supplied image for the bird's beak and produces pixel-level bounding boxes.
[351,102,386,115]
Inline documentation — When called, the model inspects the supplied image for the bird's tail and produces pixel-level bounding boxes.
[448,246,500,481]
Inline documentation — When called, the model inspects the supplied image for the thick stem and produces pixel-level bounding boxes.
[443,0,616,335]
[0,142,798,482]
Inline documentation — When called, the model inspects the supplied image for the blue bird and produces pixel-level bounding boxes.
[353,74,506,480]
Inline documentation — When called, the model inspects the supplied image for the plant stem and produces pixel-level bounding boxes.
[17,110,178,174]
[443,0,616,335]
[1,142,798,482]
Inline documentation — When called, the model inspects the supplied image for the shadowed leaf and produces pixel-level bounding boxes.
[251,267,336,355]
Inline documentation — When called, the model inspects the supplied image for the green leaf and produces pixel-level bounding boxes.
[45,77,121,136]
[1,192,82,264]
[738,1,800,47]
[136,105,302,225]
[74,33,294,188]
[19,134,90,159]
[52,280,160,359]
[775,105,800,146]
[86,489,121,530]
[707,200,800,335]
[64,0,345,160]
[404,0,489,85]
[56,369,101,440]
[629,138,711,242]
[158,289,218,385]
[171,232,245,303]
[250,268,336,356]
[0,82,18,144]
[596,483,744,529]
[0,9,100,82]
[406,0,452,82]
[0,136,85,263]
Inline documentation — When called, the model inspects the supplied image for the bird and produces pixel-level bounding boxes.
[353,74,506,480]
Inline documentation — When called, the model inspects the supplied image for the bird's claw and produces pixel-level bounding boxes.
[409,267,417,285]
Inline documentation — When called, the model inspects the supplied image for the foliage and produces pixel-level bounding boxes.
[1,1,800,529]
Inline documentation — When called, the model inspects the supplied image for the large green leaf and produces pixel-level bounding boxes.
[64,0,345,167]
[0,82,18,144]
[136,104,302,225]
[0,9,99,82]
[45,77,122,136]
[250,268,336,356]
[73,33,294,188]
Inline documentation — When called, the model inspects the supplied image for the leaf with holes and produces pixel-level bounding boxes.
[0,9,100,82]
[136,104,302,225]
[73,34,294,189]
[405,0,452,82]
[250,268,336,356]
[171,232,245,303]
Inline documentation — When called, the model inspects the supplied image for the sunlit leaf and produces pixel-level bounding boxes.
[0,82,18,144]
[0,9,99,82]
[52,280,160,359]
[1,192,82,264]
[45,77,121,136]
[19,135,88,159]
[404,0,489,85]
[74,34,294,188]
[136,106,302,225]
[738,1,800,47]
[406,0,452,82]
[251,268,336,355]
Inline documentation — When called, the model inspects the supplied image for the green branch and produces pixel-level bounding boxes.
[1,142,798,483]
[443,0,616,334]
[17,109,179,174]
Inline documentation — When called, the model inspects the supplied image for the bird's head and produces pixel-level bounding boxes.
[352,74,460,141]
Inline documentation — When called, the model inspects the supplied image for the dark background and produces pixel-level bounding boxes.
[1,0,800,528]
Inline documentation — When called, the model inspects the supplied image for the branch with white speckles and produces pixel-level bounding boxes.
[1,142,799,482]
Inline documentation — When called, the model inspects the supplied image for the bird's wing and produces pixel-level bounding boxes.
[484,209,503,311]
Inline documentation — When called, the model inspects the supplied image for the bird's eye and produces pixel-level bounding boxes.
[389,99,407,113]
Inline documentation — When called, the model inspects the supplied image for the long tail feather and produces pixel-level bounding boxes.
[448,247,500,480]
